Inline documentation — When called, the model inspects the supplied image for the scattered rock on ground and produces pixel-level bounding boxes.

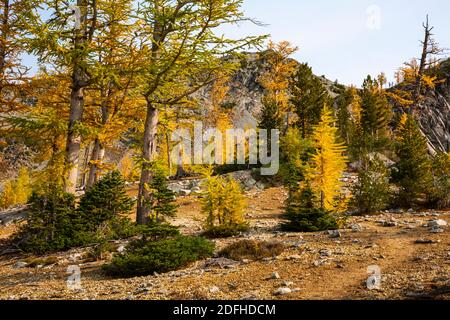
[209,286,220,293]
[12,261,27,269]
[429,220,448,227]
[270,272,281,280]
[351,224,363,232]
[203,257,240,269]
[328,230,341,238]
[273,287,291,296]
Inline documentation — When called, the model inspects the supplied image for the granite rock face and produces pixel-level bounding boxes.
[416,59,450,153]
[193,52,344,126]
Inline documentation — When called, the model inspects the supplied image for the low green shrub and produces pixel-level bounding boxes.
[138,221,181,240]
[203,223,249,239]
[219,240,285,261]
[103,235,214,277]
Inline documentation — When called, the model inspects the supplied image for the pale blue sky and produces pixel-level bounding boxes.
[23,0,450,87]
[223,0,450,86]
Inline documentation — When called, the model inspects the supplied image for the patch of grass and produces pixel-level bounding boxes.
[25,256,59,267]
[219,239,286,261]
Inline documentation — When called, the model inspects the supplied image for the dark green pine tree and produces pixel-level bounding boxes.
[429,152,450,208]
[359,75,392,151]
[76,170,135,227]
[392,115,433,207]
[258,96,283,132]
[283,184,339,232]
[290,63,332,138]
[336,88,354,146]
[146,164,178,222]
[351,154,390,214]
[258,96,284,156]
[15,186,76,253]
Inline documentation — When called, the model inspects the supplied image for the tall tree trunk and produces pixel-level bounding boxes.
[301,117,306,139]
[86,85,111,189]
[136,1,162,224]
[0,0,9,83]
[80,144,91,188]
[175,149,187,179]
[164,105,172,175]
[136,103,159,225]
[412,16,431,114]
[166,130,172,175]
[87,138,105,188]
[64,0,89,193]
[283,107,292,137]
[65,83,84,193]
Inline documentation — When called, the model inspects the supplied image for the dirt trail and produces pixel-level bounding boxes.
[0,186,449,300]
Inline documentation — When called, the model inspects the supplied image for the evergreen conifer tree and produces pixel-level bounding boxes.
[359,75,392,153]
[336,86,362,150]
[429,152,450,208]
[258,96,283,132]
[351,155,390,214]
[145,163,178,222]
[283,183,339,232]
[15,186,76,253]
[290,63,332,138]
[392,114,433,207]
[76,171,135,227]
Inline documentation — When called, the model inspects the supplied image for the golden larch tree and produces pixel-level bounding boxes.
[307,105,348,211]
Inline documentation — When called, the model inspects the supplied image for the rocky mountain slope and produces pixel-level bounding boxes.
[415,58,450,153]
[196,52,449,153]
[194,52,345,120]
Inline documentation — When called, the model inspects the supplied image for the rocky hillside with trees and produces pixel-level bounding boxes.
[196,52,449,154]
[0,1,449,301]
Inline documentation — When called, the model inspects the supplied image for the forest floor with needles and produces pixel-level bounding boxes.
[0,187,449,300]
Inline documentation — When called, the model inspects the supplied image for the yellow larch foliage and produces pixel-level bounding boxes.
[0,181,15,209]
[119,153,139,182]
[200,167,247,229]
[307,105,348,211]
[399,112,409,128]
[348,86,362,130]
[259,40,298,113]
[0,167,32,209]
[210,73,234,164]
[389,61,443,110]
[14,167,32,205]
